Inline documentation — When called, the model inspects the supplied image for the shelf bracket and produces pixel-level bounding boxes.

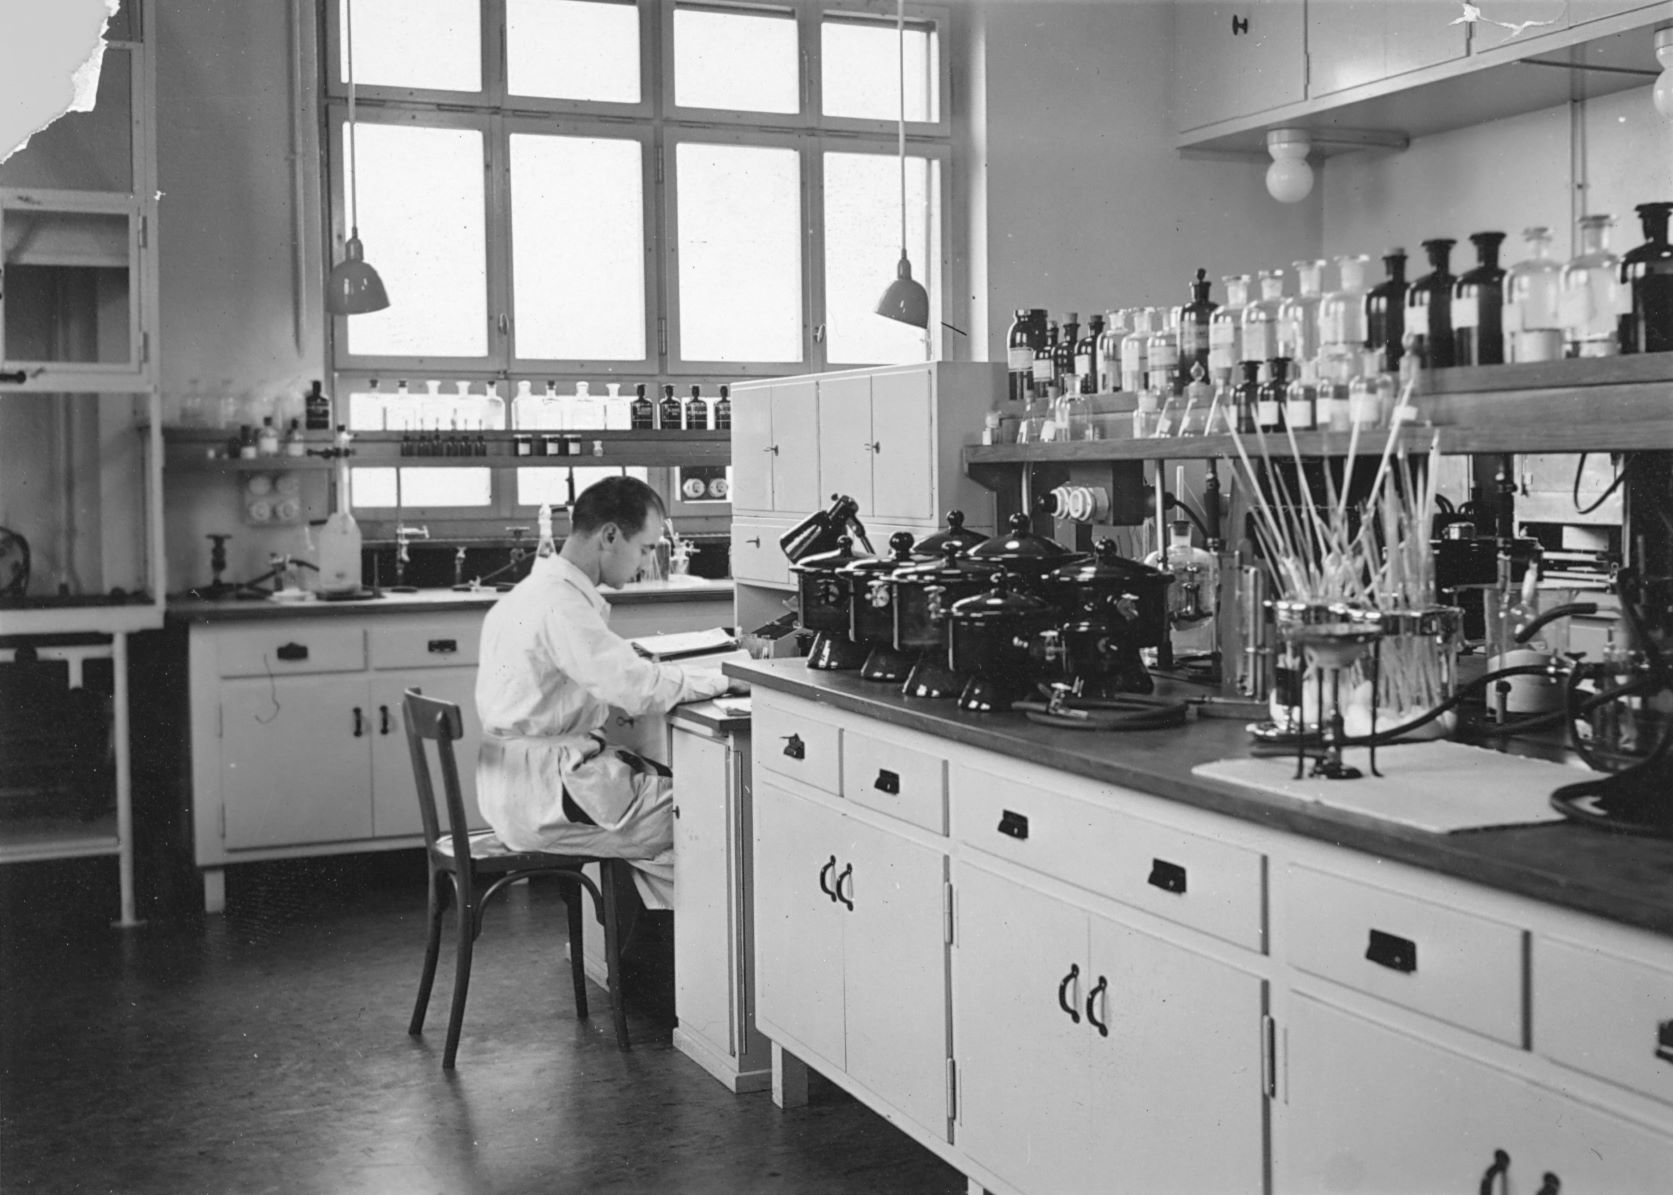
[1517,57,1659,78]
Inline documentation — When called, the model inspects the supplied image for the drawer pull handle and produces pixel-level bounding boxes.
[1654,1019,1673,1065]
[1085,976,1110,1038]
[352,706,365,738]
[818,855,837,901]
[427,638,458,654]
[997,810,1029,840]
[781,733,805,760]
[1479,1149,1510,1195]
[1057,963,1081,1023]
[275,642,309,661]
[835,863,854,910]
[379,705,391,735]
[746,537,761,547]
[874,769,900,795]
[1365,929,1417,974]
[1147,858,1187,895]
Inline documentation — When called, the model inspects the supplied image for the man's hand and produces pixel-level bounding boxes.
[724,678,751,696]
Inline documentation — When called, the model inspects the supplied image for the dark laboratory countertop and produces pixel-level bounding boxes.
[724,658,1673,940]
[168,578,734,623]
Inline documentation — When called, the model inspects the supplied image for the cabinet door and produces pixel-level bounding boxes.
[1384,0,1467,77]
[731,386,775,513]
[1470,0,1569,54]
[368,670,485,838]
[815,373,873,517]
[955,862,1095,1194]
[1174,1,1306,132]
[1088,915,1268,1194]
[220,676,371,849]
[770,378,822,516]
[752,782,847,1067]
[867,368,936,523]
[1306,0,1385,98]
[842,817,951,1142]
[672,728,738,1058]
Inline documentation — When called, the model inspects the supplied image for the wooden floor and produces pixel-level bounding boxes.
[0,854,967,1194]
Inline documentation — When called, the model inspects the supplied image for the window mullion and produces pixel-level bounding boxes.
[483,0,509,107]
[486,115,513,375]
[805,138,827,373]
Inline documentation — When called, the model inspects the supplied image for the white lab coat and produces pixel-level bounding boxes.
[474,554,728,908]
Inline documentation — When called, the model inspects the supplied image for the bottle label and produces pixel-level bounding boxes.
[1452,297,1480,330]
[1257,399,1281,426]
[1032,357,1053,383]
[1285,398,1315,430]
[1008,347,1033,371]
[1120,342,1146,372]
[1075,351,1094,378]
[1150,343,1179,370]
[1243,324,1273,363]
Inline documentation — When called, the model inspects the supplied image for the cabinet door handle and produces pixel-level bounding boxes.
[835,862,854,910]
[0,369,29,385]
[275,642,309,662]
[746,537,761,547]
[863,440,880,453]
[426,638,457,654]
[1085,976,1110,1038]
[352,706,365,737]
[818,855,837,900]
[1057,964,1081,1023]
[1656,1019,1673,1064]
[1147,858,1187,895]
[379,705,391,735]
[873,769,899,795]
[997,809,1029,840]
[781,733,805,760]
[1231,13,1249,34]
[1365,928,1417,973]
[764,444,779,454]
[1479,1149,1510,1195]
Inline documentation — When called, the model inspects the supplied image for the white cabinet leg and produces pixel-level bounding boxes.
[203,868,226,915]
[771,1041,809,1109]
[966,1180,988,1195]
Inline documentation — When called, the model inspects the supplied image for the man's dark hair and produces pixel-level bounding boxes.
[569,475,666,538]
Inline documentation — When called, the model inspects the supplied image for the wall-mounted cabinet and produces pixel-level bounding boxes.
[1174,1,1308,132]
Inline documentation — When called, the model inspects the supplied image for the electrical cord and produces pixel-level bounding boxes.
[1013,694,1191,731]
[1570,451,1629,516]
[1163,494,1212,544]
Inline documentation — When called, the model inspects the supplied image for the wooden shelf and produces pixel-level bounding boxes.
[161,427,733,470]
[968,426,1438,466]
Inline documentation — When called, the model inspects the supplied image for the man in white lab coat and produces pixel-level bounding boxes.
[474,476,734,910]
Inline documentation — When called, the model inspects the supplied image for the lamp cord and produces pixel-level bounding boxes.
[896,0,906,256]
[346,0,360,238]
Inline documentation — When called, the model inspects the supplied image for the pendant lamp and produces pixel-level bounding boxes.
[874,0,928,329]
[327,0,390,315]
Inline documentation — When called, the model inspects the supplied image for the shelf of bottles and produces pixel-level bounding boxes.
[977,201,1673,469]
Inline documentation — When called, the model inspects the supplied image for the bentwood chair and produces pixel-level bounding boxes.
[402,688,631,1067]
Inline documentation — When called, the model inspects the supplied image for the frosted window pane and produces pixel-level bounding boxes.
[352,467,398,507]
[339,0,481,92]
[517,469,573,507]
[507,0,640,102]
[673,7,798,114]
[402,467,491,507]
[675,143,802,363]
[510,134,646,361]
[342,124,488,358]
[824,151,935,365]
[821,19,937,122]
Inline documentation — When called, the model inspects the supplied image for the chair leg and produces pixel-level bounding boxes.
[409,871,449,1036]
[564,877,589,1022]
[600,861,631,1052]
[442,891,477,1070]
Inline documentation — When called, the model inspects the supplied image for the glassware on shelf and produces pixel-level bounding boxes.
[1319,254,1369,358]
[1561,214,1628,358]
[1406,238,1457,369]
[1257,357,1290,432]
[1241,269,1287,379]
[1316,352,1353,431]
[631,383,655,430]
[1278,259,1326,370]
[1210,274,1250,378]
[512,380,541,430]
[1120,308,1153,394]
[1032,319,1059,400]
[1178,361,1213,436]
[1453,231,1507,366]
[605,382,630,430]
[1062,388,1096,441]
[1504,226,1565,363]
[1054,312,1081,396]
[1179,268,1218,383]
[1074,313,1104,395]
[1006,308,1040,404]
[659,383,683,430]
[1619,201,1673,355]
[1146,307,1181,397]
[1284,360,1317,431]
[1365,248,1409,374]
[1133,385,1162,439]
[1347,371,1383,429]
[1233,360,1261,434]
[1096,309,1126,394]
[1205,366,1237,435]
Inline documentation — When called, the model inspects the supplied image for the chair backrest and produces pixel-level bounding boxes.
[402,688,477,868]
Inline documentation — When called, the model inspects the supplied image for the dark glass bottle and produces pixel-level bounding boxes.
[1365,248,1408,374]
[685,384,710,430]
[1054,313,1080,396]
[658,383,682,431]
[714,384,731,431]
[1179,268,1218,383]
[304,379,331,430]
[1258,358,1290,432]
[1032,320,1058,399]
[1620,201,1673,355]
[1074,314,1104,395]
[1406,238,1457,369]
[1453,231,1507,366]
[630,382,654,430]
[1234,360,1261,434]
[1006,309,1037,404]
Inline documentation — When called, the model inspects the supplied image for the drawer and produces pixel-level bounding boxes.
[950,764,1266,952]
[1535,935,1673,1107]
[841,728,946,834]
[731,518,794,587]
[368,622,480,669]
[216,625,364,678]
[1286,865,1525,1046]
[752,695,840,794]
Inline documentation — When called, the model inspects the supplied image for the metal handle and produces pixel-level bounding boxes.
[1231,13,1249,34]
[379,705,391,735]
[998,809,1029,840]
[863,441,880,453]
[1085,976,1109,1037]
[1148,858,1187,895]
[1535,1174,1561,1195]
[1366,929,1417,973]
[818,855,837,900]
[781,733,805,760]
[1479,1149,1510,1195]
[1,369,29,385]
[352,707,364,737]
[1057,963,1081,1023]
[1655,1019,1673,1064]
[275,642,309,661]
[874,769,900,795]
[746,537,761,547]
[835,863,854,910]
[764,444,779,454]
[426,638,457,654]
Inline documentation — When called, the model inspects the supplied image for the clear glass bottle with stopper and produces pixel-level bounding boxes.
[1119,308,1152,394]
[1561,214,1627,358]
[1241,269,1287,380]
[1096,309,1125,394]
[1503,226,1564,363]
[1278,259,1326,371]
[1209,274,1249,378]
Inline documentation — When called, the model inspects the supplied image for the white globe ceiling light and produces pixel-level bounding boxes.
[1265,128,1314,203]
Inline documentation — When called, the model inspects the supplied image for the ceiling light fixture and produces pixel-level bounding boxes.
[1265,128,1315,204]
[875,0,928,330]
[327,0,390,316]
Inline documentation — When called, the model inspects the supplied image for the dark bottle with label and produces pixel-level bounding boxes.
[1453,231,1507,366]
[1054,313,1080,397]
[1005,309,1038,404]
[630,383,655,430]
[714,384,731,431]
[1620,201,1673,354]
[685,384,710,430]
[1406,238,1458,369]
[1032,320,1058,399]
[1258,358,1290,432]
[1234,360,1261,435]
[1074,313,1104,395]
[1365,248,1408,374]
[1179,268,1218,383]
[304,379,331,431]
[658,383,682,431]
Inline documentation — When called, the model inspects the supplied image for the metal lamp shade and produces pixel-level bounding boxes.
[876,252,928,329]
[326,233,390,315]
